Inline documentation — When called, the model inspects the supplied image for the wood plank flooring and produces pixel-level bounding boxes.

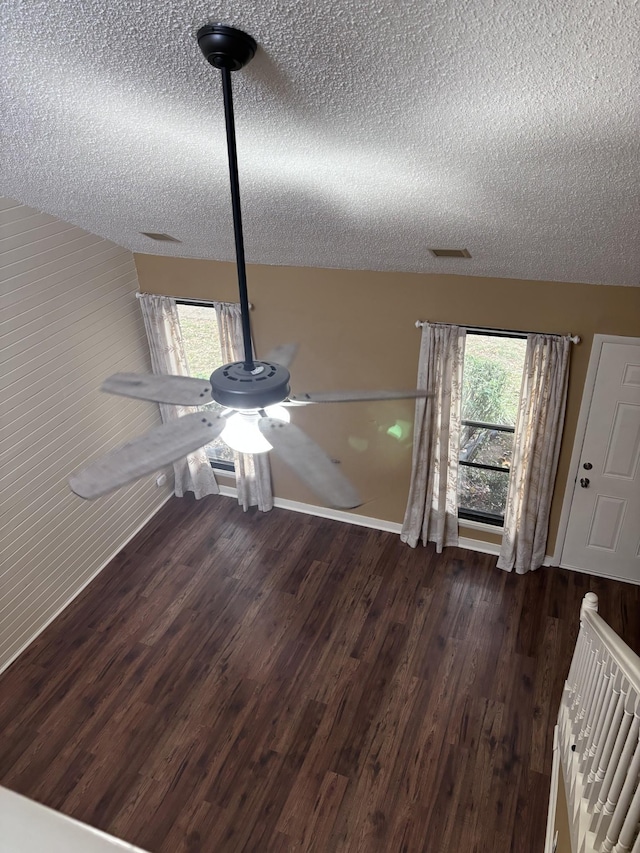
[1,494,639,852]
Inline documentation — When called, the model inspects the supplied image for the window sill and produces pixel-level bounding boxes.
[459,517,504,535]
[212,467,235,479]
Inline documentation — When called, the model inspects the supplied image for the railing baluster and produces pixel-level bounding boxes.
[592,711,640,838]
[551,594,640,853]
[628,823,640,853]
[584,664,619,786]
[598,720,640,851]
[581,652,611,771]
[572,629,594,718]
[575,641,600,741]
[569,626,590,706]
[587,676,626,806]
[612,775,640,853]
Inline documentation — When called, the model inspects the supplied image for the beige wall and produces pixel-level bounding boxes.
[0,199,172,672]
[135,253,640,552]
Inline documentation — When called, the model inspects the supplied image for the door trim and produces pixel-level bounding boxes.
[553,334,640,567]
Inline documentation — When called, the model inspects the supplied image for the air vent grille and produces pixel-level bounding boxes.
[140,232,182,243]
[429,248,471,258]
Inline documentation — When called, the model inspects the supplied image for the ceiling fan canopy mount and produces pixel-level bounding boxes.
[196,24,257,72]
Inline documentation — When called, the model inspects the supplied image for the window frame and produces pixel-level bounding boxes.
[458,329,526,527]
[175,298,235,474]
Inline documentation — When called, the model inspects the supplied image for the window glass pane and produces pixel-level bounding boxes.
[461,335,527,427]
[458,333,526,520]
[460,426,514,469]
[459,465,510,517]
[176,303,234,468]
[176,304,223,380]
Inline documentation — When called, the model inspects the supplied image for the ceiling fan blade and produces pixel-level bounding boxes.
[258,418,361,509]
[262,343,298,369]
[101,373,213,406]
[289,389,430,404]
[69,412,225,499]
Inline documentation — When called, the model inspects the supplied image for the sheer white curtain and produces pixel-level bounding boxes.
[213,302,274,512]
[138,293,220,499]
[401,322,466,551]
[497,334,570,573]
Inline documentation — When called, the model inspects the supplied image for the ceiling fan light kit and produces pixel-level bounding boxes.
[221,405,290,454]
[68,24,429,509]
[221,411,274,454]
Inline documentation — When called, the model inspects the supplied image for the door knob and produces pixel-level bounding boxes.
[583,462,592,470]
[580,478,590,488]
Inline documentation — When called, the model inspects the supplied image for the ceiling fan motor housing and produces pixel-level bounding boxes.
[210,361,291,410]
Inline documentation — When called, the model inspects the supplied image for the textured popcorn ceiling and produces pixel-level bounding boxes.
[2,0,639,285]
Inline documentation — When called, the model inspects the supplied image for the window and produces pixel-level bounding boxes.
[175,300,234,471]
[458,332,527,526]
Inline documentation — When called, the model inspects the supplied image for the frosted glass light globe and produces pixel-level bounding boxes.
[220,406,291,454]
[264,405,290,423]
[221,412,272,454]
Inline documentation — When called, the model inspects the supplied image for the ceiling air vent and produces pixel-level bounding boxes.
[429,248,471,258]
[140,232,182,243]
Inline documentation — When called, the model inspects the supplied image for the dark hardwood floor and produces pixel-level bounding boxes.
[1,495,639,852]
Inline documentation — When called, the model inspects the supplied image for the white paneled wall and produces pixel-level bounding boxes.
[0,198,172,672]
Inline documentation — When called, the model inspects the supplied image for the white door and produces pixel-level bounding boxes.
[562,340,640,583]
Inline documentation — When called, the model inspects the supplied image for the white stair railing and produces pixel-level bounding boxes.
[557,593,640,853]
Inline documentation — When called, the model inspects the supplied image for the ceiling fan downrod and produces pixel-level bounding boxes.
[197,24,257,372]
[196,24,291,411]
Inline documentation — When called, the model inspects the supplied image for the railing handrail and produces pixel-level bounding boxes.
[581,607,640,698]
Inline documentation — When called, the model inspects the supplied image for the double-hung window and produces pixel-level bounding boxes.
[458,331,527,526]
[175,300,235,472]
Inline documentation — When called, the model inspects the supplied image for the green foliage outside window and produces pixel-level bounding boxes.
[462,354,513,426]
[459,336,526,519]
[176,303,234,467]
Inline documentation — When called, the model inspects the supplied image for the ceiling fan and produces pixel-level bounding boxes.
[69,25,428,509]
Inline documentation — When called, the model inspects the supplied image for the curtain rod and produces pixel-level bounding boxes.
[136,292,251,309]
[414,320,580,344]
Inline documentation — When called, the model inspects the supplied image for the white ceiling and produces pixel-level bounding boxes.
[2,0,639,286]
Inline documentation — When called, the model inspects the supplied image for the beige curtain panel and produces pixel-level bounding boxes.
[138,293,220,499]
[497,334,571,573]
[401,322,466,552]
[213,302,274,513]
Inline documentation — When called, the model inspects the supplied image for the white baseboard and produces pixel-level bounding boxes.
[217,486,556,564]
[0,493,173,677]
[558,561,640,586]
[457,536,501,556]
[218,485,404,533]
[455,537,554,565]
[275,496,405,534]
